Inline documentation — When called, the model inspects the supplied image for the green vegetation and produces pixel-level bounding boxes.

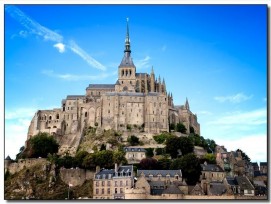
[139,158,158,170]
[202,153,216,164]
[165,136,194,158]
[127,135,140,146]
[176,123,187,133]
[170,153,201,185]
[145,148,154,157]
[153,132,171,144]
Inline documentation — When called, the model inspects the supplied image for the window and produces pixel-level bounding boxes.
[115,181,118,187]
[108,110,110,114]
[96,181,99,187]
[126,180,128,186]
[107,188,110,194]
[56,114,59,119]
[102,181,105,186]
[96,189,99,195]
[120,181,123,186]
[102,189,104,194]
[120,188,123,193]
[85,112,87,117]
[91,91,93,96]
[107,181,111,186]
[115,188,118,193]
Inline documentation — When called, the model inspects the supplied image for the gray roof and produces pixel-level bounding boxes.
[95,165,133,179]
[190,183,204,195]
[87,84,115,89]
[119,55,136,68]
[5,156,11,160]
[136,73,148,77]
[260,162,267,166]
[149,181,165,188]
[124,147,146,152]
[138,170,182,177]
[201,163,224,172]
[251,162,259,167]
[226,177,238,186]
[162,184,183,195]
[105,92,145,97]
[66,95,85,99]
[209,182,227,195]
[236,176,254,191]
[115,80,120,85]
[147,92,159,96]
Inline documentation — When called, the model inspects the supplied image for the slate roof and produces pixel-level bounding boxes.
[147,92,159,96]
[226,177,238,186]
[209,182,227,195]
[105,92,145,96]
[115,80,120,85]
[149,181,165,188]
[251,162,259,167]
[119,55,136,68]
[201,163,224,172]
[260,162,267,166]
[87,84,115,89]
[190,183,204,195]
[124,147,146,152]
[162,184,183,195]
[66,95,85,99]
[5,156,11,160]
[235,176,254,191]
[95,165,133,179]
[138,170,182,177]
[136,73,148,77]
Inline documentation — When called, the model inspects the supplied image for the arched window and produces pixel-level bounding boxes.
[85,112,87,117]
[49,116,52,120]
[56,114,59,119]
[122,70,124,76]
[129,69,132,75]
[126,70,128,76]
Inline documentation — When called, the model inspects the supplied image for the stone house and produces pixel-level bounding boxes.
[124,147,146,164]
[93,164,133,199]
[225,176,255,196]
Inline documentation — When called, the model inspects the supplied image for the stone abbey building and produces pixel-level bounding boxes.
[27,21,200,153]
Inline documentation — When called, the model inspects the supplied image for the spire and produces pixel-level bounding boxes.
[158,75,161,83]
[151,66,154,75]
[162,78,165,85]
[124,17,131,54]
[185,97,190,110]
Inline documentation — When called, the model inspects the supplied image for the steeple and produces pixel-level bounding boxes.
[151,66,154,75]
[185,97,190,110]
[119,18,135,68]
[124,18,131,54]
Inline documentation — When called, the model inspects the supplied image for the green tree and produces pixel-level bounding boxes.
[165,136,180,158]
[205,139,216,153]
[189,126,195,134]
[113,150,127,165]
[74,151,89,168]
[56,155,76,168]
[176,123,187,133]
[157,157,172,170]
[27,132,59,158]
[153,133,171,144]
[127,135,139,146]
[170,153,201,185]
[82,154,95,170]
[145,148,154,157]
[202,153,216,164]
[93,150,114,168]
[179,137,194,155]
[165,136,194,159]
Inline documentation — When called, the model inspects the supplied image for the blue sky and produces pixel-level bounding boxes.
[4,5,267,162]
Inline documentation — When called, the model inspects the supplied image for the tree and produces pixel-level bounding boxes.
[170,153,201,185]
[165,136,194,159]
[205,139,216,153]
[157,157,172,170]
[127,135,139,146]
[201,153,216,164]
[74,151,89,168]
[113,150,127,165]
[236,149,251,162]
[26,132,59,158]
[176,123,187,133]
[82,154,95,170]
[189,126,195,134]
[93,150,114,168]
[56,155,76,168]
[139,158,158,170]
[153,133,171,144]
[145,148,154,157]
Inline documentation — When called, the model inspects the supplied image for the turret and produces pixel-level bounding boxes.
[185,97,190,110]
[150,66,155,92]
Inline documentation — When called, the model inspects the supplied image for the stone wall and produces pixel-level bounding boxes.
[59,168,95,187]
[5,158,48,174]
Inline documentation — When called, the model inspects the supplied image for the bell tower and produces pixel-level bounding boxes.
[118,18,136,92]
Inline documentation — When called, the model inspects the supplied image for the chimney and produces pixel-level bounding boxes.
[96,165,100,173]
[115,163,118,174]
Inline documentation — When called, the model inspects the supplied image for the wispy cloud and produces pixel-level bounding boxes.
[198,110,213,116]
[54,43,65,53]
[208,108,266,126]
[5,107,37,120]
[68,40,106,71]
[214,93,253,103]
[134,56,151,69]
[42,70,114,81]
[5,5,106,71]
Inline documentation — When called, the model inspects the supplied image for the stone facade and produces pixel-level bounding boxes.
[124,147,146,164]
[26,21,200,156]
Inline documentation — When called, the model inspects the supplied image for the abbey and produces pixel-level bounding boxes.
[27,21,200,153]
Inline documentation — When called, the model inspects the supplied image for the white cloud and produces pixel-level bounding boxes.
[42,69,111,81]
[208,108,266,126]
[5,107,37,120]
[134,56,151,69]
[54,43,65,53]
[214,93,253,103]
[68,40,106,71]
[5,5,106,71]
[198,110,213,116]
[215,134,267,162]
